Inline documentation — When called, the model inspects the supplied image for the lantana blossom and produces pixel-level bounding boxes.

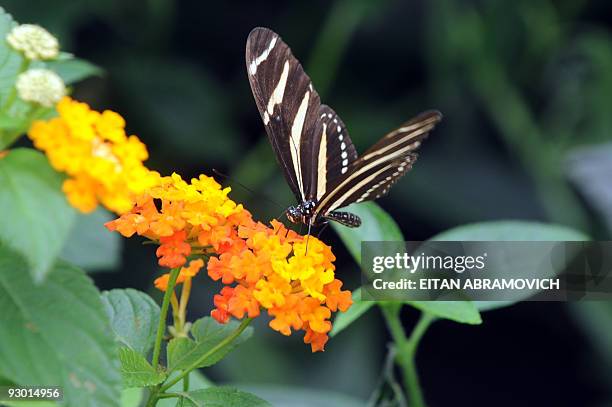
[28,97,160,214]
[106,173,352,351]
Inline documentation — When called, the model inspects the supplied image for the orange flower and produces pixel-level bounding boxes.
[106,171,352,351]
[154,259,204,291]
[156,231,191,268]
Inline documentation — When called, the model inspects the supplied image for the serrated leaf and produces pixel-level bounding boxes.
[332,202,404,262]
[168,318,253,372]
[179,387,271,407]
[61,208,121,272]
[331,288,375,337]
[119,347,166,388]
[0,245,121,406]
[167,337,196,371]
[101,288,160,355]
[0,148,76,282]
[157,371,212,407]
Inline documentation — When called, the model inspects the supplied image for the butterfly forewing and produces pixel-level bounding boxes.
[306,105,358,201]
[314,110,442,218]
[246,27,322,201]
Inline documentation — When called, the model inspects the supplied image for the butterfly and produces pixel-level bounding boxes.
[246,27,441,232]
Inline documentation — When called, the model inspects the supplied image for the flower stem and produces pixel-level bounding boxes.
[151,267,181,368]
[381,305,434,407]
[159,317,252,393]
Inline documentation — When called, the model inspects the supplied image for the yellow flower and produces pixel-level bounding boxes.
[28,97,160,214]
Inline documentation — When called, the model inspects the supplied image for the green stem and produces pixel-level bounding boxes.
[382,306,434,407]
[151,267,181,368]
[157,392,182,399]
[183,372,189,391]
[178,371,189,407]
[159,318,253,393]
[145,267,181,407]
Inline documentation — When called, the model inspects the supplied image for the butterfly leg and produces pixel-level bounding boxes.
[316,221,330,238]
[305,219,313,254]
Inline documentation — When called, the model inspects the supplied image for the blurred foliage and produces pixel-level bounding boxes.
[5,0,612,405]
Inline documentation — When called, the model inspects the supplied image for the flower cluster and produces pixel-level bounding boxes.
[7,24,59,60]
[106,173,352,351]
[16,69,65,107]
[28,97,160,214]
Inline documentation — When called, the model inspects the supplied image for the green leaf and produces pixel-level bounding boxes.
[333,203,485,325]
[2,401,56,407]
[101,288,160,355]
[0,112,26,130]
[406,301,482,324]
[331,288,374,336]
[167,317,253,371]
[121,388,144,407]
[167,337,196,371]
[0,7,20,105]
[179,387,271,407]
[157,371,212,407]
[566,143,612,233]
[0,245,121,406]
[431,220,590,311]
[0,148,76,282]
[332,202,404,262]
[119,347,166,388]
[430,220,590,241]
[231,384,365,407]
[46,58,103,85]
[61,208,121,272]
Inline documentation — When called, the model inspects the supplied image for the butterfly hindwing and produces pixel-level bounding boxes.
[246,27,322,201]
[314,110,442,218]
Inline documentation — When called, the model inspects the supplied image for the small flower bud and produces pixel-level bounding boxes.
[6,24,59,60]
[16,69,66,107]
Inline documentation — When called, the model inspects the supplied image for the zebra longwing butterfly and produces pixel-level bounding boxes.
[246,27,441,229]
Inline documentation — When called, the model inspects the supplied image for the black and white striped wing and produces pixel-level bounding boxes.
[246,27,322,202]
[313,110,442,218]
[305,105,358,201]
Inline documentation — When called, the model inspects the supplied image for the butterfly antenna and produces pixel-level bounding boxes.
[212,169,284,211]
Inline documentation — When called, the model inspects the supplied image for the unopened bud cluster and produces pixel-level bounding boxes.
[6,24,59,60]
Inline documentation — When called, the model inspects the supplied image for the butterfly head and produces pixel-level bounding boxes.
[285,205,302,224]
[285,200,317,225]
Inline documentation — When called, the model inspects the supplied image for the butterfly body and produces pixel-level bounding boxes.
[286,200,362,228]
[246,27,441,229]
